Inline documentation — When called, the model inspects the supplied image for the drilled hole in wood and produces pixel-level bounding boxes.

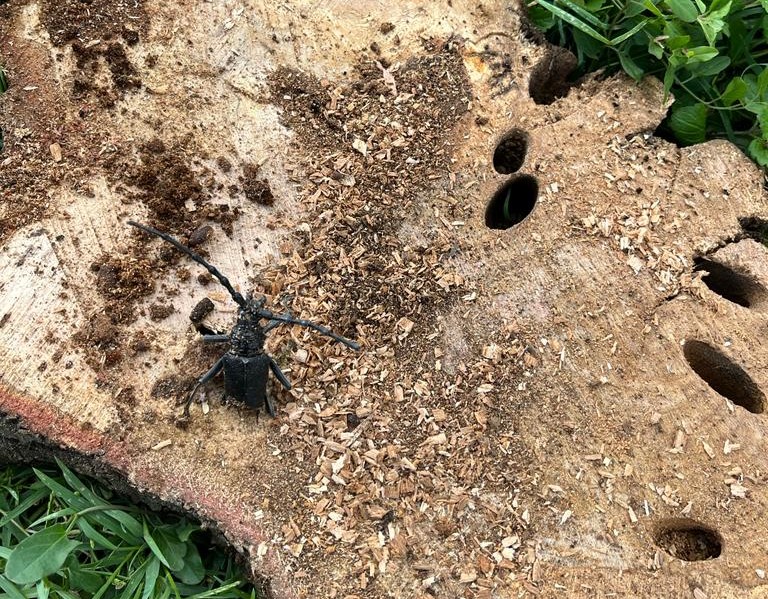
[654,518,722,561]
[485,175,538,230]
[528,47,578,105]
[683,340,765,414]
[493,129,529,174]
[694,257,767,308]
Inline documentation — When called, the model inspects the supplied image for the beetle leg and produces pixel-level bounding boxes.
[183,357,225,417]
[202,334,230,343]
[265,393,277,417]
[269,357,292,390]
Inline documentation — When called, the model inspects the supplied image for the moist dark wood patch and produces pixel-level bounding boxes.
[38,0,148,47]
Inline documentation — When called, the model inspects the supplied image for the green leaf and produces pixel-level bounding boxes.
[759,108,768,137]
[103,510,143,543]
[663,64,677,97]
[118,562,146,599]
[643,0,665,17]
[176,522,201,543]
[142,521,188,571]
[721,77,747,106]
[142,557,161,599]
[648,38,664,59]
[67,565,106,595]
[684,45,718,63]
[748,137,768,166]
[0,488,48,529]
[0,575,27,599]
[618,50,645,80]
[557,0,607,29]
[175,545,205,585]
[154,528,188,572]
[666,0,699,22]
[669,102,709,144]
[688,55,730,76]
[78,518,119,551]
[610,19,649,45]
[533,0,612,44]
[5,525,80,584]
[666,35,692,50]
[36,580,50,599]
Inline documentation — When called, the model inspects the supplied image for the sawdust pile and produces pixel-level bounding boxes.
[244,41,541,595]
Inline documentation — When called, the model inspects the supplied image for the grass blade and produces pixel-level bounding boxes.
[0,489,48,529]
[534,0,612,44]
[610,19,649,45]
[0,575,27,599]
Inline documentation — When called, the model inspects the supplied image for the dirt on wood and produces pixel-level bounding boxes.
[3,1,768,599]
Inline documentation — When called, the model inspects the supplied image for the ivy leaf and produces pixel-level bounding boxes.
[5,525,80,584]
[669,102,709,144]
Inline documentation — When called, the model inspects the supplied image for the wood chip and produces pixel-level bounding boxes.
[49,143,62,162]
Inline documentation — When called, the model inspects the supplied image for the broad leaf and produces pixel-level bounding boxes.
[748,137,768,166]
[175,545,205,585]
[5,525,80,584]
[721,77,747,106]
[153,527,188,572]
[688,55,730,76]
[618,50,645,80]
[684,46,719,63]
[666,0,699,22]
[669,102,708,144]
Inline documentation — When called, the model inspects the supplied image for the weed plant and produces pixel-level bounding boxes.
[527,0,768,166]
[0,461,258,599]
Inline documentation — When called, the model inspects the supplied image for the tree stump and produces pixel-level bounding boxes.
[2,1,768,597]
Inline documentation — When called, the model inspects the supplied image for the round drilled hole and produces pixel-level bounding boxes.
[485,175,538,230]
[653,518,722,561]
[528,48,577,105]
[493,129,529,174]
[683,340,766,414]
[694,257,767,308]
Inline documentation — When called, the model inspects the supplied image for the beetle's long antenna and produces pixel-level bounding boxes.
[128,221,247,307]
[258,308,360,350]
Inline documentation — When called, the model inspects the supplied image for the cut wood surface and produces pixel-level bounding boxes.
[2,1,768,597]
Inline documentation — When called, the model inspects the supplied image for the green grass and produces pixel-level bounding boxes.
[0,460,259,599]
[527,0,768,167]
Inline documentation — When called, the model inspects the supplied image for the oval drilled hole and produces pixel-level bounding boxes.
[653,518,722,561]
[694,257,767,308]
[485,175,538,230]
[683,340,766,414]
[493,129,529,174]
[528,48,577,105]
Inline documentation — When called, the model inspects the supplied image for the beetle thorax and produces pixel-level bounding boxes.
[229,309,266,356]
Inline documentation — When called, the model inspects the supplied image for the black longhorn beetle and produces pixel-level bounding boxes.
[128,221,360,418]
